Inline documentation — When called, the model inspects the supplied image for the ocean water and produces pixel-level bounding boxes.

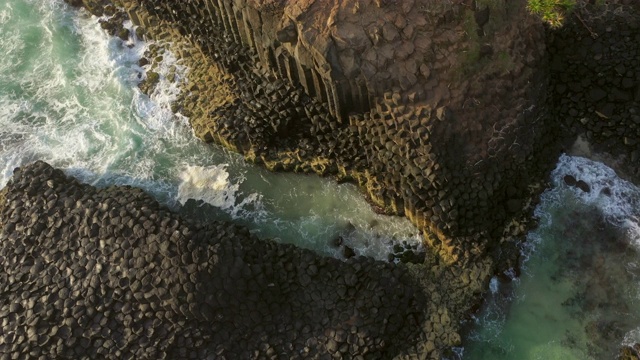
[0,0,423,260]
[464,155,640,359]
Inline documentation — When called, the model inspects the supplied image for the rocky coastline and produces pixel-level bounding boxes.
[3,0,640,358]
[89,0,560,268]
[0,161,434,358]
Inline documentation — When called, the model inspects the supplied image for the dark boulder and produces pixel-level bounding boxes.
[331,236,343,248]
[343,245,356,259]
[564,174,577,186]
[576,180,591,193]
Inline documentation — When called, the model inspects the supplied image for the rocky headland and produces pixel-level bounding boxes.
[3,0,640,358]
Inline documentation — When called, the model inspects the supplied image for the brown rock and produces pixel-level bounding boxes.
[402,24,415,39]
[339,49,360,77]
[277,20,297,43]
[395,41,415,60]
[394,14,407,30]
[382,23,399,42]
[401,0,415,14]
[619,344,640,360]
[332,22,371,51]
[419,64,431,79]
[377,43,395,62]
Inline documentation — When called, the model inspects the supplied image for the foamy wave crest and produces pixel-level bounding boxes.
[550,154,640,246]
[133,38,189,127]
[177,165,264,219]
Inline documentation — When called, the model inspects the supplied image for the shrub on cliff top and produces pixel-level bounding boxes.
[529,0,630,28]
[527,0,577,28]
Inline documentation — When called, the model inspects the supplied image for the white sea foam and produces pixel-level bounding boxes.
[0,0,162,189]
[134,36,190,128]
[623,328,640,348]
[489,277,499,294]
[176,164,264,220]
[465,154,640,358]
[0,4,12,25]
[342,223,423,261]
[550,154,640,246]
[540,155,640,352]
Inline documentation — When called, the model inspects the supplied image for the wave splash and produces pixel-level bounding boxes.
[177,164,264,220]
[549,154,640,242]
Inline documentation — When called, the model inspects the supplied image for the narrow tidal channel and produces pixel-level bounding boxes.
[0,0,422,262]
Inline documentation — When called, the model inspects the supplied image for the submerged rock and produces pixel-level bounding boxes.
[343,245,356,258]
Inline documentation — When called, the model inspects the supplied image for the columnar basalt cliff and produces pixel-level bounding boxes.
[547,4,640,181]
[62,0,560,355]
[84,0,561,270]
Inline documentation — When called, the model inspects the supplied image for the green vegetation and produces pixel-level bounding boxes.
[455,9,484,79]
[527,0,610,28]
[527,0,577,28]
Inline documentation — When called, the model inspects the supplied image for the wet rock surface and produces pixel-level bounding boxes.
[620,344,640,360]
[0,161,432,359]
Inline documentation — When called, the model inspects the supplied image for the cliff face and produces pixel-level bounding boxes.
[548,5,640,181]
[95,0,560,269]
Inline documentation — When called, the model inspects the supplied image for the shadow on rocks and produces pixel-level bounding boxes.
[0,161,429,359]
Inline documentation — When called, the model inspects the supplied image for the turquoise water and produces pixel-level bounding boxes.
[4,1,640,359]
[464,155,640,359]
[0,0,422,260]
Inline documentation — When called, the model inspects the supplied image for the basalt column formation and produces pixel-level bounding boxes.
[0,162,431,359]
[94,0,562,269]
[46,0,640,357]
